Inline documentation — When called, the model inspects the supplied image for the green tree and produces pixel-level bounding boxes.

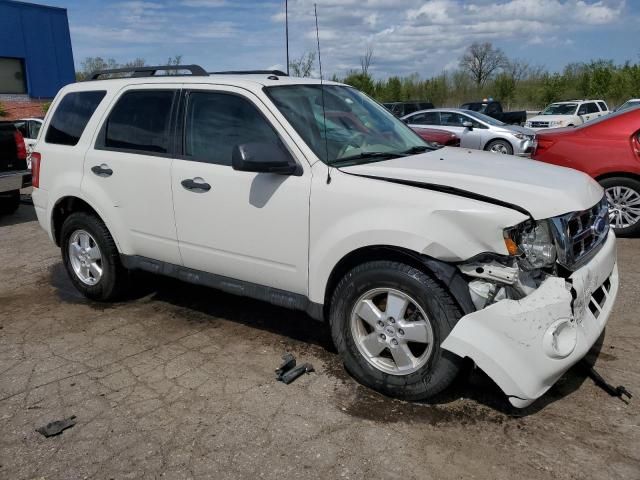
[289,52,316,77]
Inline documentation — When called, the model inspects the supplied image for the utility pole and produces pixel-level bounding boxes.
[285,0,290,75]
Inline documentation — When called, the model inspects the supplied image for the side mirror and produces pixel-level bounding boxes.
[232,142,298,175]
[462,121,473,130]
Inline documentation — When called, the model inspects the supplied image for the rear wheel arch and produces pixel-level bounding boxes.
[322,245,475,321]
[52,196,116,248]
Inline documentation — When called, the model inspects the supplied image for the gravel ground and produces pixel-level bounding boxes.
[0,204,639,480]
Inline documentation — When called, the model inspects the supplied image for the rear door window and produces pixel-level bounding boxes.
[408,112,440,125]
[440,112,466,127]
[45,91,106,146]
[101,90,175,154]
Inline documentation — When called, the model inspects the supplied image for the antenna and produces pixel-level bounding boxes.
[285,0,290,76]
[314,4,331,184]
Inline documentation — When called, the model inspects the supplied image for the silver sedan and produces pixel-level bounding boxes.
[402,108,537,156]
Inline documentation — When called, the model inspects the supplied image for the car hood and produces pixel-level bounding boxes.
[340,148,603,220]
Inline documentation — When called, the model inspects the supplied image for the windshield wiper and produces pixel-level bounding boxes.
[402,145,433,154]
[328,151,406,166]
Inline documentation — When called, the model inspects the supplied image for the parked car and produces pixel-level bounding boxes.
[409,126,460,147]
[459,100,526,126]
[615,99,640,112]
[532,106,640,236]
[402,108,536,156]
[383,101,434,117]
[14,118,43,168]
[526,100,609,130]
[32,64,618,408]
[0,121,30,214]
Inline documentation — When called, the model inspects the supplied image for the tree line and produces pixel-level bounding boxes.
[300,43,640,110]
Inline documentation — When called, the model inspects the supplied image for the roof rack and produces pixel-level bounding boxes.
[210,70,288,77]
[88,64,208,80]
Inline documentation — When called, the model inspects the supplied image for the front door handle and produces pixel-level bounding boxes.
[91,164,113,177]
[181,177,211,193]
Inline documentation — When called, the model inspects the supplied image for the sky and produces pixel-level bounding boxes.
[25,0,640,78]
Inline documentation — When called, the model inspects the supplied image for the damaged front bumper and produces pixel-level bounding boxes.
[442,230,618,408]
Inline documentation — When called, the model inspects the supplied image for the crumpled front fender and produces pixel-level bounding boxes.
[442,231,618,408]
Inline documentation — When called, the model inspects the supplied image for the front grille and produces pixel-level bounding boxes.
[530,121,550,128]
[588,275,613,319]
[549,197,610,270]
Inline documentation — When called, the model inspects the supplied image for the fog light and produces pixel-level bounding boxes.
[543,318,577,359]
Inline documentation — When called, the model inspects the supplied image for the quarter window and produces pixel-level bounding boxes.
[597,101,607,111]
[45,91,106,146]
[184,91,283,166]
[103,90,175,154]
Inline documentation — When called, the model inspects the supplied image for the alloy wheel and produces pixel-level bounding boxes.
[350,288,435,375]
[605,186,640,229]
[68,229,103,285]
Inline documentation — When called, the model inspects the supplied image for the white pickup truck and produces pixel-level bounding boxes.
[31,65,618,408]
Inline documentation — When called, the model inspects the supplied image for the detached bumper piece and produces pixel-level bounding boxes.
[442,231,618,408]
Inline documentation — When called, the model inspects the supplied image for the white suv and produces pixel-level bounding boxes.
[31,65,618,408]
[526,100,609,130]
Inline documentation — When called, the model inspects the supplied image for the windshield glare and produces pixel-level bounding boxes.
[542,103,577,115]
[265,85,427,165]
[463,110,505,126]
[618,100,640,112]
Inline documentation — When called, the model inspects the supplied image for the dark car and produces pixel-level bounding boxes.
[460,101,526,126]
[532,106,640,236]
[410,126,460,147]
[383,101,434,118]
[0,122,30,214]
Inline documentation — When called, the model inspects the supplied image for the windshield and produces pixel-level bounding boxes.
[541,103,578,115]
[617,100,640,112]
[265,85,428,166]
[462,110,506,127]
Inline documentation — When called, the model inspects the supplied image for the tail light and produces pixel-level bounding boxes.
[14,130,27,160]
[31,152,41,188]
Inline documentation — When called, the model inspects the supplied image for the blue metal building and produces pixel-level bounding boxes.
[0,0,75,99]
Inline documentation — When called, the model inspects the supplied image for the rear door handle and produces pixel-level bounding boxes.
[91,164,113,177]
[181,177,211,193]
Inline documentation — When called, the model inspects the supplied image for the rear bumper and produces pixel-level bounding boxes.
[442,230,618,408]
[0,169,31,193]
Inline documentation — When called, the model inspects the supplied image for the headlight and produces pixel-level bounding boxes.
[514,133,526,139]
[504,220,557,270]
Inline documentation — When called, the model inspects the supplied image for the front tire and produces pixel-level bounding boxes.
[601,177,640,237]
[485,139,513,155]
[329,261,463,401]
[61,212,128,301]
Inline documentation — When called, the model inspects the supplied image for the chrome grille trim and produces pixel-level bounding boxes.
[530,121,550,128]
[549,197,610,271]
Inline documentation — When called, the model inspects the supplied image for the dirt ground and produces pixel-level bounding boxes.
[1,203,639,480]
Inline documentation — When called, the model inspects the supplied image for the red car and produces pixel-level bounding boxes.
[532,107,640,236]
[411,127,460,147]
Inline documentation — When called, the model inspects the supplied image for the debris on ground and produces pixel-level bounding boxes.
[584,362,632,402]
[36,415,77,437]
[275,352,314,384]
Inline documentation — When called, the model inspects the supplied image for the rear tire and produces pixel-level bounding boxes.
[60,212,128,301]
[600,176,640,237]
[485,139,513,155]
[329,260,463,401]
[0,190,20,215]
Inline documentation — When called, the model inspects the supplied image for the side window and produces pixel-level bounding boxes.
[45,91,106,146]
[597,101,608,112]
[184,91,284,166]
[440,112,466,127]
[577,104,588,115]
[30,121,42,139]
[102,90,175,154]
[409,112,440,125]
[586,102,599,114]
